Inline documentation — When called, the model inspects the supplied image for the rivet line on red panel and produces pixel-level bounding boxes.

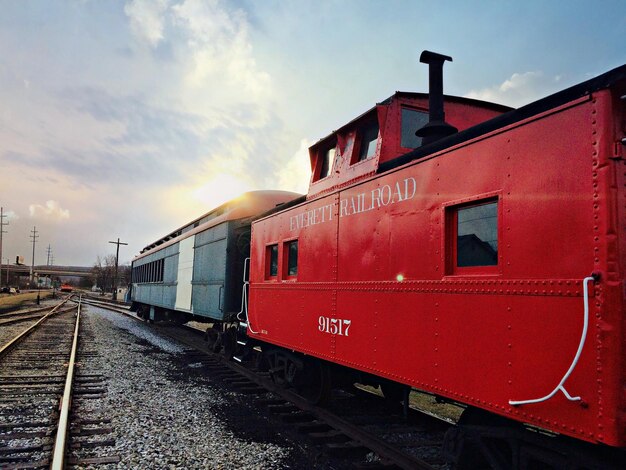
[252,279,583,296]
[590,97,604,438]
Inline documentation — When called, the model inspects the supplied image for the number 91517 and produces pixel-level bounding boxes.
[318,316,351,336]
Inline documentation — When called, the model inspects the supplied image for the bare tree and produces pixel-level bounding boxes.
[92,255,131,294]
[92,255,117,293]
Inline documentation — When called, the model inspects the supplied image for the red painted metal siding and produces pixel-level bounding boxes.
[249,88,626,447]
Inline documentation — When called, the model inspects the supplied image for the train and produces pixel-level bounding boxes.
[130,191,300,325]
[130,51,626,468]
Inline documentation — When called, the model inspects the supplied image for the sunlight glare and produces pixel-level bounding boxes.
[192,174,253,208]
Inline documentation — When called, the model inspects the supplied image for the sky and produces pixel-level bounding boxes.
[0,0,624,268]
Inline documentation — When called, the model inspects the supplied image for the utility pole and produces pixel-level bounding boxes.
[5,258,9,285]
[46,245,52,266]
[0,207,8,287]
[30,226,39,283]
[108,238,128,300]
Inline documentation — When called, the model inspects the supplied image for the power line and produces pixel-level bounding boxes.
[108,238,128,300]
[0,207,8,287]
[30,226,39,282]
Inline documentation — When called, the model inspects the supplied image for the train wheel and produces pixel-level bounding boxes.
[221,326,237,360]
[263,350,288,387]
[205,326,221,353]
[444,407,521,470]
[295,359,331,405]
[137,305,148,320]
[445,407,625,469]
[262,350,331,404]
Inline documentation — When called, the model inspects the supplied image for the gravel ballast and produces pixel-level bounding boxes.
[79,306,312,469]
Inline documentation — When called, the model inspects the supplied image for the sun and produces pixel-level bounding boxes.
[192,174,253,208]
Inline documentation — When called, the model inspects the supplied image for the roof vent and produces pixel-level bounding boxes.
[416,50,458,145]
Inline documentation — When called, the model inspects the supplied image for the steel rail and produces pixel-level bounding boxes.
[0,298,71,359]
[50,295,82,470]
[83,299,129,310]
[169,324,440,470]
[225,357,438,470]
[0,313,48,326]
[0,305,51,318]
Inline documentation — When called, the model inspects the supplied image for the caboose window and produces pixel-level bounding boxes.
[319,146,336,179]
[401,108,429,148]
[286,240,298,276]
[456,201,498,267]
[357,121,379,162]
[267,244,278,278]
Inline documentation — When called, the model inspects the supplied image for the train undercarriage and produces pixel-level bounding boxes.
[229,324,625,469]
[129,304,625,469]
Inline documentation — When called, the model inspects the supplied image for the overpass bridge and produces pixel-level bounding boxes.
[0,264,92,279]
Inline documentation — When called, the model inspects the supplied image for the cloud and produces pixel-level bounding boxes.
[125,0,170,47]
[464,71,564,108]
[0,1,293,265]
[29,201,70,220]
[171,0,272,113]
[276,139,313,194]
[2,210,19,221]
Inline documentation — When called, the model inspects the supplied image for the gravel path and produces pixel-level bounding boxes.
[79,306,314,469]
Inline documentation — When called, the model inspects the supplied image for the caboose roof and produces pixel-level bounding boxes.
[379,64,626,173]
[306,91,512,198]
[312,92,512,150]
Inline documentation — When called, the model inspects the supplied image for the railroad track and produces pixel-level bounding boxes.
[81,295,130,310]
[87,300,452,469]
[0,305,59,328]
[161,325,452,469]
[0,297,119,468]
[0,309,56,348]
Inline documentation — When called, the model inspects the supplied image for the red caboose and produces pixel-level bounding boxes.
[246,53,626,467]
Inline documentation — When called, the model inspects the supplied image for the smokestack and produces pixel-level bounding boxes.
[415,50,458,145]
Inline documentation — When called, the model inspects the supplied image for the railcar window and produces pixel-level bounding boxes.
[134,259,164,283]
[457,202,498,267]
[401,108,429,148]
[319,146,336,180]
[286,240,298,276]
[358,122,380,161]
[267,244,278,278]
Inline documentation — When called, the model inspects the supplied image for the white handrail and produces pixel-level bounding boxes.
[236,257,260,334]
[509,275,595,406]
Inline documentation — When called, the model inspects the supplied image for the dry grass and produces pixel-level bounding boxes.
[355,383,463,423]
[0,291,53,312]
[408,390,463,423]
